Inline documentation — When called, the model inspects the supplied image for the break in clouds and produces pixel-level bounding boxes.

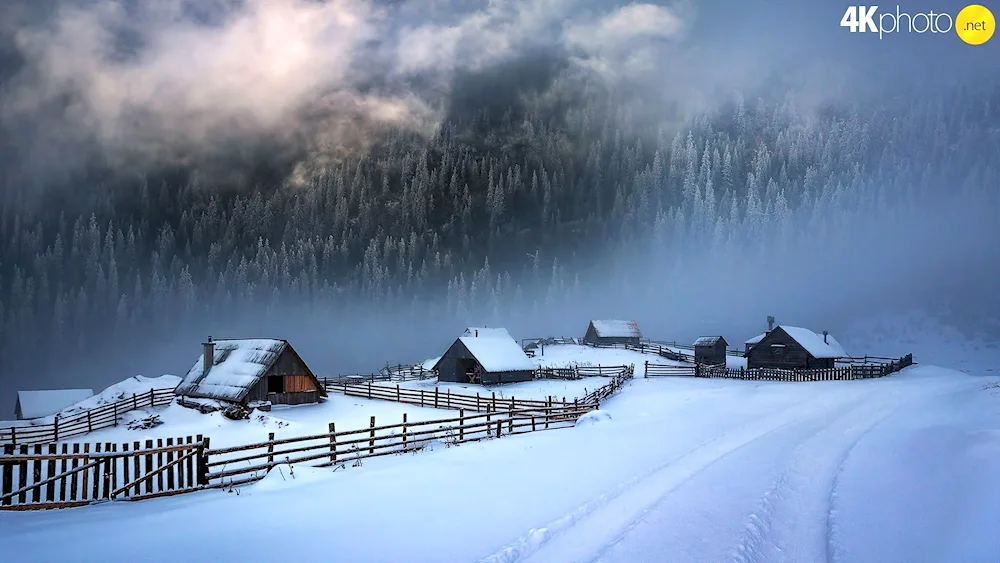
[2,0,694,185]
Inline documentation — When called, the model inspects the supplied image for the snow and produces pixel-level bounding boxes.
[3,360,997,563]
[1,375,180,426]
[778,325,847,358]
[746,332,766,345]
[14,389,94,420]
[175,339,288,402]
[589,320,642,339]
[458,335,536,372]
[463,327,513,339]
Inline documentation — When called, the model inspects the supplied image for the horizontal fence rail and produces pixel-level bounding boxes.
[0,389,176,447]
[0,436,209,510]
[585,341,696,363]
[535,364,633,380]
[644,354,914,382]
[204,405,591,486]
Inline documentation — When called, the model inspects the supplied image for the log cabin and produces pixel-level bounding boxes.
[174,337,327,407]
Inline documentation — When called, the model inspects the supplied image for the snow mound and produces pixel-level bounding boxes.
[20,375,182,424]
[575,410,612,427]
[252,464,330,492]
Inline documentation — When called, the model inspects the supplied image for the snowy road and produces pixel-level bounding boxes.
[2,365,998,563]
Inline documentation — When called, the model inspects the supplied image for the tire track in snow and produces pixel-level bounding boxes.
[477,391,857,563]
[726,390,904,563]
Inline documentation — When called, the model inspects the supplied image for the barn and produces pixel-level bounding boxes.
[174,337,327,407]
[745,326,847,370]
[14,389,94,420]
[583,320,642,346]
[433,328,535,385]
[693,336,728,366]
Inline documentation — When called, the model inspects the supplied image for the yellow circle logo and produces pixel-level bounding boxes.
[956,4,995,44]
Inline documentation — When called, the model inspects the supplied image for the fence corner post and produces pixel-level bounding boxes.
[197,436,211,486]
[328,422,337,463]
[54,415,60,442]
[149,387,154,406]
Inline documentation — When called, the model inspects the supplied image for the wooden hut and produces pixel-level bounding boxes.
[433,329,535,385]
[745,326,847,370]
[14,389,94,420]
[174,337,327,407]
[583,320,642,346]
[693,336,728,366]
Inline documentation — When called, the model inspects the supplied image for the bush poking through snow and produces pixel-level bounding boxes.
[126,414,164,430]
[222,404,252,421]
[575,410,612,427]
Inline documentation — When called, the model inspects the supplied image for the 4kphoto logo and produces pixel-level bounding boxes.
[840,4,995,44]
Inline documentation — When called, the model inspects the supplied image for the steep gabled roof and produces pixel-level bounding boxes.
[589,320,642,339]
[777,326,847,359]
[174,339,326,403]
[16,389,94,420]
[694,336,727,347]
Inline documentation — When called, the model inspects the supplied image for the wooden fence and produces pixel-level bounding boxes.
[203,404,593,488]
[644,354,914,382]
[326,381,586,413]
[587,341,696,363]
[0,435,209,510]
[0,389,176,446]
[535,364,633,380]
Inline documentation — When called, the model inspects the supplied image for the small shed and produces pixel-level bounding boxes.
[433,329,535,385]
[745,326,847,370]
[693,336,728,366]
[583,320,642,346]
[14,389,94,420]
[174,337,327,407]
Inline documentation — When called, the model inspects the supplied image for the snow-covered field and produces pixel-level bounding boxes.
[3,356,998,563]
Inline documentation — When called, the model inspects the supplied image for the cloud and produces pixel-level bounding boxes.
[0,0,711,187]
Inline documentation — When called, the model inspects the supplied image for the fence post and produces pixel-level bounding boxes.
[149,388,154,406]
[54,415,59,442]
[458,409,464,441]
[545,397,551,429]
[328,423,337,463]
[133,393,138,410]
[368,382,372,400]
[476,393,481,411]
[447,389,452,409]
[87,410,93,433]
[598,364,602,376]
[434,387,439,409]
[694,363,700,378]
[491,392,497,411]
[402,414,408,449]
[197,436,210,486]
[9,426,14,446]
[113,401,118,426]
[267,433,275,466]
[420,389,425,407]
[397,384,401,402]
[369,416,376,455]
[644,361,648,378]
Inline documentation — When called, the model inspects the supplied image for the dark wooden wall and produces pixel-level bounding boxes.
[746,329,835,370]
[243,347,322,405]
[694,342,727,366]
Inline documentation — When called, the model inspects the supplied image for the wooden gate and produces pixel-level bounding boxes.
[0,435,209,510]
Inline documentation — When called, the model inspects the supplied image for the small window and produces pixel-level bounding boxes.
[770,344,786,357]
[267,375,283,393]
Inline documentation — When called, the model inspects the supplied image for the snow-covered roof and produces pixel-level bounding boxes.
[745,333,767,345]
[454,335,536,373]
[589,320,642,339]
[694,336,726,347]
[174,339,324,403]
[777,326,847,359]
[462,327,512,339]
[16,389,94,420]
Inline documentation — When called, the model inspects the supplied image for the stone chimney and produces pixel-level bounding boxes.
[823,330,829,344]
[203,336,215,375]
[767,315,775,333]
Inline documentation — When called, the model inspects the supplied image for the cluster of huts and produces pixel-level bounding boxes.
[12,318,850,419]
